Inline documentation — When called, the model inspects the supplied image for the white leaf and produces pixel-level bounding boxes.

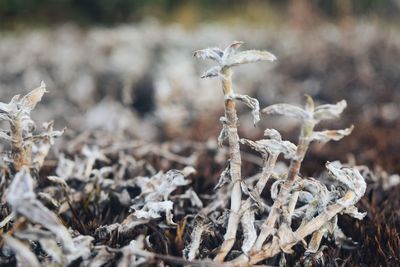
[201,66,221,78]
[342,205,367,220]
[234,94,260,125]
[2,235,40,267]
[222,40,244,60]
[225,50,276,67]
[311,126,354,143]
[193,47,223,63]
[313,100,347,121]
[20,81,48,113]
[264,128,282,141]
[326,161,366,201]
[262,103,308,120]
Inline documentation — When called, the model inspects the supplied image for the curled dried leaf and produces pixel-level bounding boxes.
[222,41,245,59]
[262,103,308,120]
[225,50,276,67]
[6,167,75,253]
[313,100,347,121]
[2,235,41,267]
[20,81,48,113]
[240,138,296,159]
[326,161,366,201]
[264,128,282,141]
[233,94,260,125]
[193,47,223,63]
[311,126,354,143]
[201,66,221,79]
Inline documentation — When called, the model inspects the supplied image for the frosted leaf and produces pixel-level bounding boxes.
[201,66,221,78]
[311,126,354,143]
[233,94,260,125]
[326,161,366,201]
[2,235,40,267]
[264,128,282,141]
[6,167,75,254]
[225,50,276,67]
[184,217,209,260]
[133,200,175,224]
[39,238,66,265]
[118,235,146,267]
[193,47,223,63]
[313,100,347,121]
[20,81,47,113]
[195,41,276,79]
[240,138,297,159]
[342,205,367,220]
[214,163,230,190]
[222,41,244,60]
[262,103,308,120]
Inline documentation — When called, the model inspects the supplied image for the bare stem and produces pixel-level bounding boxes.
[10,118,30,172]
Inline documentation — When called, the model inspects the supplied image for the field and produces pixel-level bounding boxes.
[0,2,400,266]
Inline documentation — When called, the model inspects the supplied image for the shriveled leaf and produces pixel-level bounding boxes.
[214,163,230,190]
[313,100,347,121]
[262,103,308,120]
[222,40,244,59]
[2,235,40,267]
[39,238,66,265]
[6,167,75,253]
[20,81,48,113]
[311,126,354,143]
[133,200,175,225]
[193,47,223,63]
[184,217,209,260]
[326,161,366,201]
[342,205,367,220]
[118,235,146,267]
[234,94,260,125]
[225,50,276,67]
[201,66,221,78]
[264,128,282,141]
[240,138,296,159]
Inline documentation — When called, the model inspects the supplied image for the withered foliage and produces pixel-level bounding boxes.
[0,42,399,267]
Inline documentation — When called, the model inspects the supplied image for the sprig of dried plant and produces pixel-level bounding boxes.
[195,41,276,262]
[194,41,366,266]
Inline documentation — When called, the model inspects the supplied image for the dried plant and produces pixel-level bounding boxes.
[194,41,366,266]
[194,41,276,262]
[0,41,371,266]
[0,82,64,174]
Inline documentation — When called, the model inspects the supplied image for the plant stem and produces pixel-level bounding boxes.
[252,119,315,251]
[214,68,243,262]
[10,118,29,172]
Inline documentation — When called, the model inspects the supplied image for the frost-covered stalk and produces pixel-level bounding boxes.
[253,96,316,250]
[229,162,366,266]
[214,67,243,261]
[194,41,276,262]
[0,82,63,173]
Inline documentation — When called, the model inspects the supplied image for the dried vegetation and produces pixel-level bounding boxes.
[0,23,399,267]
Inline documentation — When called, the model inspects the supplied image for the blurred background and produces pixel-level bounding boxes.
[0,0,399,173]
